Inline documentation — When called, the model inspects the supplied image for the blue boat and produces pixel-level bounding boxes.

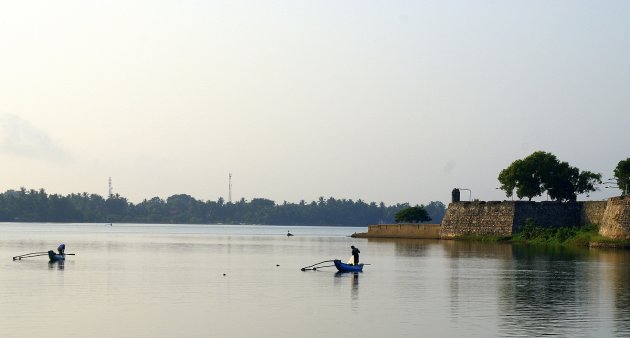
[333,259,363,272]
[48,250,65,262]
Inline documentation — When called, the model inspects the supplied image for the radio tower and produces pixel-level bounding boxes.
[228,173,232,203]
[108,177,113,198]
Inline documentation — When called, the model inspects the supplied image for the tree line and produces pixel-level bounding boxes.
[0,188,446,226]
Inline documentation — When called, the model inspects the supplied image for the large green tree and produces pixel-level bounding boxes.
[395,206,431,223]
[614,158,630,195]
[498,151,602,202]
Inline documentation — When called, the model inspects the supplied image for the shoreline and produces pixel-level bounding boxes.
[353,222,630,249]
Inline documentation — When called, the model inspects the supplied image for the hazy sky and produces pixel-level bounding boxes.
[1,1,628,205]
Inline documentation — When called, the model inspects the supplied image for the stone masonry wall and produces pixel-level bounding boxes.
[511,201,582,233]
[581,201,608,226]
[371,197,629,240]
[440,201,515,239]
[599,196,630,240]
[362,223,441,239]
[440,199,618,239]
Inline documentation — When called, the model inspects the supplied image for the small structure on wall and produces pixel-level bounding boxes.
[451,188,460,203]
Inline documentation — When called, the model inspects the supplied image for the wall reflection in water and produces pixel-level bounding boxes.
[366,238,438,257]
[442,241,630,336]
[497,245,596,336]
[593,249,630,336]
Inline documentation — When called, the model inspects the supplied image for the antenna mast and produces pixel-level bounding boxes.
[228,173,232,203]
[108,177,113,198]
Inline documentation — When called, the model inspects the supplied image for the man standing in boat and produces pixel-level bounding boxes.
[57,243,65,255]
[351,245,360,265]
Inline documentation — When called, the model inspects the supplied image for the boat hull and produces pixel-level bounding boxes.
[333,259,363,272]
[48,250,65,262]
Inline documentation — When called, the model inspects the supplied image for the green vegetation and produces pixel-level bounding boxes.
[614,158,630,195]
[498,151,602,201]
[455,219,629,247]
[511,220,630,247]
[0,187,447,226]
[511,220,596,245]
[395,206,431,223]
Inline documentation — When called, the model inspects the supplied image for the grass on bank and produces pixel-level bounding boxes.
[455,220,630,247]
[512,222,596,246]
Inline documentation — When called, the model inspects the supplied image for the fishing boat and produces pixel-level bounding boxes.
[333,259,363,272]
[48,250,65,262]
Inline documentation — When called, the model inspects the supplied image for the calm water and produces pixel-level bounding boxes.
[2,223,630,337]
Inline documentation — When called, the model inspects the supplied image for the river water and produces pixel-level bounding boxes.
[1,223,629,337]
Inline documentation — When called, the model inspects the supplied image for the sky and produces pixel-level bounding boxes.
[0,1,628,205]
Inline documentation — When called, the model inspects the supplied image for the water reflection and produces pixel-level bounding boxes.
[367,238,436,257]
[444,241,511,323]
[334,271,360,310]
[439,241,630,336]
[594,250,630,335]
[48,260,64,270]
[351,272,359,305]
[6,224,630,338]
[334,271,361,287]
[498,245,599,337]
[442,240,513,259]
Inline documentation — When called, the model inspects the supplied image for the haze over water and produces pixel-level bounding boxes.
[2,223,630,337]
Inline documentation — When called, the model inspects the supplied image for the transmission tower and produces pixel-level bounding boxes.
[228,173,232,203]
[108,177,113,198]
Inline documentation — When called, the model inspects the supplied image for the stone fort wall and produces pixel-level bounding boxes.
[439,201,514,239]
[582,201,608,226]
[599,196,630,240]
[357,223,441,239]
[440,198,625,239]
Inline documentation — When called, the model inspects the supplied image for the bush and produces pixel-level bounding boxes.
[513,221,607,246]
[515,219,545,241]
